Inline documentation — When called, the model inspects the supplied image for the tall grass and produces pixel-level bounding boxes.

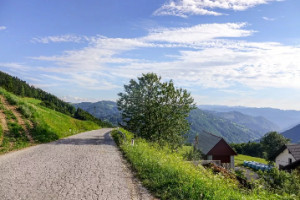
[112,129,296,200]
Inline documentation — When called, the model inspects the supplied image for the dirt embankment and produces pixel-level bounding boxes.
[0,95,33,143]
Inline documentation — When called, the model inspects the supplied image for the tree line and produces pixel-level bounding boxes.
[231,131,290,161]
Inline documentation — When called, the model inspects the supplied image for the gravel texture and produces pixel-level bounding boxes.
[0,128,155,200]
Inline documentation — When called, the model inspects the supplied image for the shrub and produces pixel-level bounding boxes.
[258,168,300,196]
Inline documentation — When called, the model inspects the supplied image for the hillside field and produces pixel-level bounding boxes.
[0,88,100,154]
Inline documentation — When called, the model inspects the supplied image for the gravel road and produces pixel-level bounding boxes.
[0,128,154,200]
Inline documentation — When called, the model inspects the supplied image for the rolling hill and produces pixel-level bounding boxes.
[199,105,300,131]
[75,100,269,143]
[0,88,100,154]
[281,124,300,143]
[74,101,121,126]
[208,111,279,135]
[187,109,262,143]
[0,71,112,154]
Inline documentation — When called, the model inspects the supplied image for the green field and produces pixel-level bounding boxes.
[0,88,100,153]
[235,154,268,166]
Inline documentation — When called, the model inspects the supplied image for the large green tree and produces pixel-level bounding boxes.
[117,73,195,149]
[260,132,290,161]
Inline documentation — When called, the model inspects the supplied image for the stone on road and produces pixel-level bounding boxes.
[0,128,154,200]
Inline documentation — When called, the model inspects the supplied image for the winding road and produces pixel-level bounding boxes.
[0,128,154,200]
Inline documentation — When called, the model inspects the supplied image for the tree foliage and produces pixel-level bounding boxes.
[260,131,290,161]
[117,73,195,149]
[231,142,264,158]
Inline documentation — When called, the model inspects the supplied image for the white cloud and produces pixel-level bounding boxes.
[22,22,300,96]
[0,26,6,30]
[32,34,86,44]
[262,16,275,21]
[154,0,284,17]
[144,23,254,45]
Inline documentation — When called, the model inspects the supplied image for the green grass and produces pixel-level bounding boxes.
[0,87,100,153]
[112,129,295,200]
[235,154,268,166]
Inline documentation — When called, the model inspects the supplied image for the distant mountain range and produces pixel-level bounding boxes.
[208,111,279,135]
[75,101,282,143]
[73,101,122,126]
[198,105,300,131]
[187,109,264,143]
[282,124,300,144]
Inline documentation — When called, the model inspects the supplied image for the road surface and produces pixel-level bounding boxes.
[0,128,154,200]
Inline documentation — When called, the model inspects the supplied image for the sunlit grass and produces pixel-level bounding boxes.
[235,154,268,166]
[0,87,100,152]
[111,129,288,200]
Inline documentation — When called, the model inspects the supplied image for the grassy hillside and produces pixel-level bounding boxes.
[0,88,100,154]
[112,128,297,199]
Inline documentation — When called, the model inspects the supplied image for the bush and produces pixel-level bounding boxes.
[183,147,203,161]
[258,168,300,196]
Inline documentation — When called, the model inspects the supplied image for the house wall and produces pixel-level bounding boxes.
[275,148,296,168]
[212,155,230,163]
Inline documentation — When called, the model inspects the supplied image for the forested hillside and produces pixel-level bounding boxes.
[187,109,261,143]
[74,101,121,126]
[282,124,300,143]
[208,111,279,135]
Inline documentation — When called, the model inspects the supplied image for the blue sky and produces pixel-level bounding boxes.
[1,0,300,110]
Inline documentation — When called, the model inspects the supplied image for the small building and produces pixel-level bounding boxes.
[195,131,237,169]
[272,144,300,169]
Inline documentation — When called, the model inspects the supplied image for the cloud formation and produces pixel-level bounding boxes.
[28,22,300,93]
[154,0,283,17]
[0,26,6,30]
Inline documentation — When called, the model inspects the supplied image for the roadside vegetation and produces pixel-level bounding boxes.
[0,88,100,153]
[112,128,299,200]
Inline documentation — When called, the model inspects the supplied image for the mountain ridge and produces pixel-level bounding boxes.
[198,105,300,130]
[75,100,279,143]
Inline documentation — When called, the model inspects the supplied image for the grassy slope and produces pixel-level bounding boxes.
[0,88,100,154]
[112,129,294,200]
[235,154,268,166]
